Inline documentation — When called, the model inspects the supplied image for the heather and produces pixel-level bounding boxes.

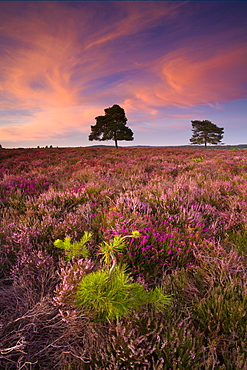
[0,147,246,369]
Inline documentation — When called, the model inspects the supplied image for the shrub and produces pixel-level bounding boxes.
[54,232,171,322]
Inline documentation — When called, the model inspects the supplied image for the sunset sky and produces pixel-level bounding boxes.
[1,1,247,148]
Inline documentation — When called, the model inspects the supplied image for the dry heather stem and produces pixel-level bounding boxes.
[0,283,105,370]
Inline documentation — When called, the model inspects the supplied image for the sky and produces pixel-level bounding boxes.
[0,1,247,148]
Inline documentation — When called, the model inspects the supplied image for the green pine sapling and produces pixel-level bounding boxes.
[54,231,171,322]
[54,231,92,260]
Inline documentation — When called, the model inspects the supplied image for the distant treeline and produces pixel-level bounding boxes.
[88,144,247,149]
[159,144,247,150]
[1,144,247,150]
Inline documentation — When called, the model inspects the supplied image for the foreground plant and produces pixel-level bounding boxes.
[54,231,171,322]
[54,231,92,260]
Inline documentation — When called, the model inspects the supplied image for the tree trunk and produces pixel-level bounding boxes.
[204,140,207,148]
[114,138,118,149]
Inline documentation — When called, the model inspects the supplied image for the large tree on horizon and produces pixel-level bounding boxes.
[88,104,134,148]
[190,120,224,148]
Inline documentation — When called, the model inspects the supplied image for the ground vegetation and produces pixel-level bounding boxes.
[0,147,246,369]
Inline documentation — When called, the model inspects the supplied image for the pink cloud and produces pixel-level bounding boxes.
[159,45,247,106]
[0,2,246,145]
[122,43,247,112]
[0,105,102,142]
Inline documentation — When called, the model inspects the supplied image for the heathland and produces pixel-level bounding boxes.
[0,147,246,369]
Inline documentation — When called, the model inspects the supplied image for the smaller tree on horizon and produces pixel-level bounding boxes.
[88,104,134,148]
[190,120,224,148]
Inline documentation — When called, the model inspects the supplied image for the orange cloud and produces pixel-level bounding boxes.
[0,3,119,142]
[159,45,247,106]
[121,43,247,111]
[0,2,246,145]
[0,105,102,142]
[1,11,77,109]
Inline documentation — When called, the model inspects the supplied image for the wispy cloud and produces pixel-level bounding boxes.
[0,1,246,145]
[159,45,247,106]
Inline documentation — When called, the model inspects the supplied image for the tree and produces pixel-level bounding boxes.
[190,120,224,148]
[89,104,134,148]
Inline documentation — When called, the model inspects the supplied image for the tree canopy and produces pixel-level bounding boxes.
[190,120,224,148]
[88,104,134,148]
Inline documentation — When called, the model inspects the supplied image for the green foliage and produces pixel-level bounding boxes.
[76,265,171,322]
[190,120,224,148]
[76,265,133,321]
[191,156,204,162]
[146,286,172,313]
[88,104,134,148]
[54,232,92,260]
[98,236,126,266]
[55,231,171,322]
[98,231,140,266]
[131,230,141,238]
